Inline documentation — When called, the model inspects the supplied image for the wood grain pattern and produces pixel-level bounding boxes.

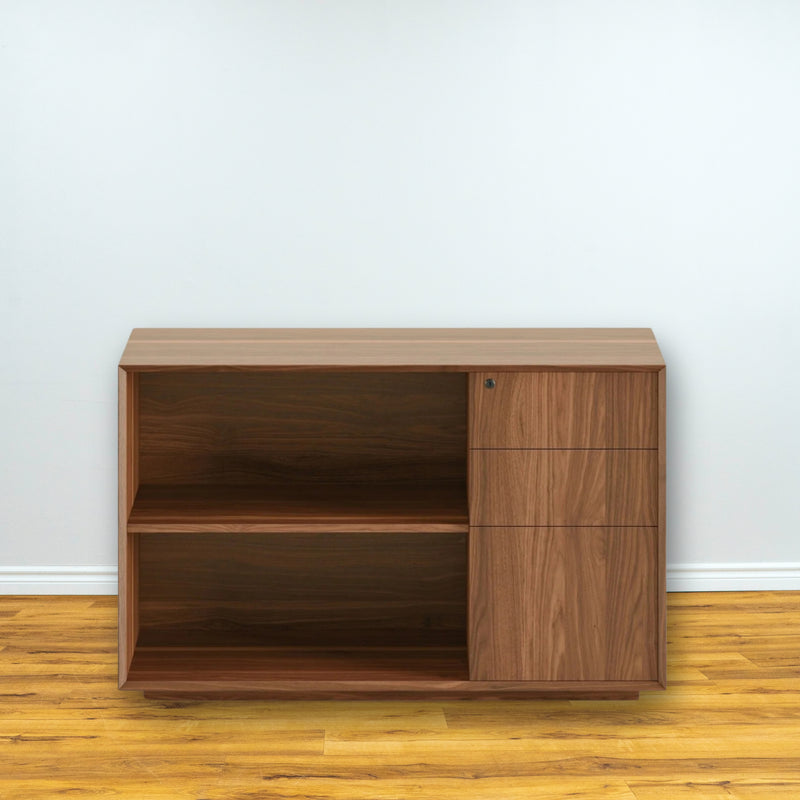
[120,328,665,370]
[657,366,667,687]
[2,592,798,797]
[469,449,657,525]
[136,533,467,648]
[470,371,658,448]
[128,679,651,699]
[125,646,654,696]
[128,646,469,682]
[468,527,658,681]
[138,371,466,485]
[128,482,468,532]
[117,368,138,686]
[140,688,643,701]
[130,328,659,342]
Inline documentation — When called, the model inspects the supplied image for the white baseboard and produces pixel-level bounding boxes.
[0,566,118,595]
[667,563,800,591]
[1,563,799,595]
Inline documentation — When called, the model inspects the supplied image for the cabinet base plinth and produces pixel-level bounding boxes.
[141,689,642,701]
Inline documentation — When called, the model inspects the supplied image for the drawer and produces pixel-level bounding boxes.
[469,449,657,526]
[470,371,657,448]
[468,526,658,680]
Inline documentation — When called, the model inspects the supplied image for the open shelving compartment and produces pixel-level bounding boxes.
[121,370,470,695]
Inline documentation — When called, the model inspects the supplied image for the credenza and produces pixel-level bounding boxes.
[118,328,666,699]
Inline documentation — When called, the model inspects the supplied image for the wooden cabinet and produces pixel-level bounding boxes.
[119,328,666,700]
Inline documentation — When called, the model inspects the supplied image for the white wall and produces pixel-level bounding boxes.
[2,0,798,592]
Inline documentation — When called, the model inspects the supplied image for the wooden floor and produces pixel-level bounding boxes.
[1,592,799,799]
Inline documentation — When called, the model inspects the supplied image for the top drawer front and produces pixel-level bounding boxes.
[470,372,657,449]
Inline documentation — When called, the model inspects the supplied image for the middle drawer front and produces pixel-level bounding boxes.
[470,449,657,526]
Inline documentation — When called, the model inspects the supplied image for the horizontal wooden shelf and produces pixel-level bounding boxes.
[127,645,469,682]
[124,645,657,699]
[128,482,469,533]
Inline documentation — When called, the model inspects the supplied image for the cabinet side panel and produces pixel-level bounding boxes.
[118,368,139,686]
[658,366,667,687]
[469,527,658,681]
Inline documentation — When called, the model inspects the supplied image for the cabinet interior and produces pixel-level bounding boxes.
[127,371,469,682]
[137,371,466,486]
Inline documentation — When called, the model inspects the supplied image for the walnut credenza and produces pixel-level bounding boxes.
[118,328,666,700]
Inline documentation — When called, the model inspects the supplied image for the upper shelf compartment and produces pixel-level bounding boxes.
[129,371,467,532]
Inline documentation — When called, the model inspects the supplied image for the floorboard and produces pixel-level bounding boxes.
[0,591,798,798]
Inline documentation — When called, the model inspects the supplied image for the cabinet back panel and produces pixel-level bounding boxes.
[137,533,467,648]
[138,372,466,485]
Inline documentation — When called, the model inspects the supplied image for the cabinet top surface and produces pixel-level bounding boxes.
[119,328,665,370]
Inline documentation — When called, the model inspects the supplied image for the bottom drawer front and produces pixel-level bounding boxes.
[469,526,658,681]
